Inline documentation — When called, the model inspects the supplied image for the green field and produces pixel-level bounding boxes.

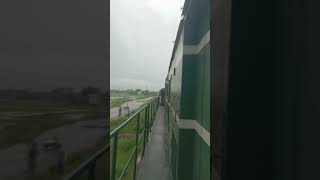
[0,111,106,149]
[34,103,148,180]
[0,100,106,149]
[0,100,101,113]
[0,92,153,179]
[110,106,148,180]
[0,98,109,180]
[31,136,109,180]
[110,97,131,108]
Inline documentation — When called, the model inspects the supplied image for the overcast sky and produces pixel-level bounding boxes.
[0,0,183,92]
[0,0,108,91]
[110,0,185,91]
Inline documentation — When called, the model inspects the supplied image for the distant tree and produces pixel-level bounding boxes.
[142,90,149,95]
[50,88,75,103]
[80,86,101,96]
[110,89,120,93]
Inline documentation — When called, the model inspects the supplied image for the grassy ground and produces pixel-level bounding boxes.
[110,92,147,99]
[110,107,149,180]
[3,95,151,180]
[0,100,100,113]
[0,100,106,149]
[0,111,106,149]
[31,103,150,180]
[110,97,131,108]
[31,136,109,180]
[0,100,108,180]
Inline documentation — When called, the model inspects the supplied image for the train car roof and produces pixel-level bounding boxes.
[167,0,191,78]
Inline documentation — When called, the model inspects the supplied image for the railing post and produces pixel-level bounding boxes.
[148,103,151,133]
[150,102,153,132]
[143,107,148,156]
[88,161,96,180]
[151,101,153,127]
[133,113,140,180]
[146,105,150,140]
[154,100,156,118]
[111,133,118,180]
[154,101,156,120]
[153,100,155,122]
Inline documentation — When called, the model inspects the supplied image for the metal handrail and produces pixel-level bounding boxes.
[111,97,160,180]
[110,102,148,137]
[64,144,110,180]
[63,97,159,180]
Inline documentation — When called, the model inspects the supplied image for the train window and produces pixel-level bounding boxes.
[174,68,176,75]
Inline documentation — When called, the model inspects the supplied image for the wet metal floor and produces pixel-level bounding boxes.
[137,106,170,180]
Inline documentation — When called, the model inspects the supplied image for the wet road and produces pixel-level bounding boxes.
[110,97,152,121]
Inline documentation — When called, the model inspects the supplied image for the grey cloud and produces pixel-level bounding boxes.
[0,0,108,91]
[111,0,184,91]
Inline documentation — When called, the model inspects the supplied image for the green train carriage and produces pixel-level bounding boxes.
[164,0,210,179]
